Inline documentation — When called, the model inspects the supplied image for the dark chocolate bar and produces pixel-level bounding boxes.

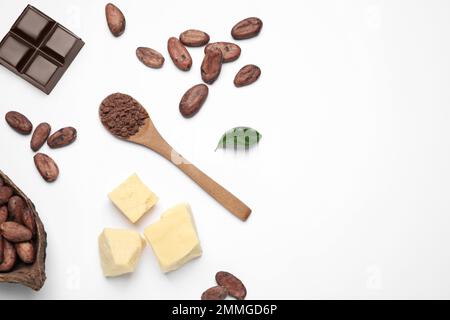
[0,5,84,94]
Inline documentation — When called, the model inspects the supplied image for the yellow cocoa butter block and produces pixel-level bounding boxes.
[98,228,145,277]
[108,173,158,223]
[144,203,202,273]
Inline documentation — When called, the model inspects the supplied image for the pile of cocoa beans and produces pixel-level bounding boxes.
[0,177,36,272]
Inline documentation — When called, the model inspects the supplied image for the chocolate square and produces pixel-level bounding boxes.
[0,5,84,94]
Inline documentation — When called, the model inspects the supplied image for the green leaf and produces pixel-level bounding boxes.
[215,127,262,151]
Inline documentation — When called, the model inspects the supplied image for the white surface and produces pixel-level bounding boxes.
[0,0,450,299]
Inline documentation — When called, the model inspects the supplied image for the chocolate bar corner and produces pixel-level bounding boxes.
[0,5,84,94]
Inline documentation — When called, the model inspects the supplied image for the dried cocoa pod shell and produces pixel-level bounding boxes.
[15,242,35,264]
[5,111,33,135]
[105,3,125,37]
[201,286,228,300]
[31,123,51,152]
[179,29,210,47]
[0,206,7,224]
[47,127,77,148]
[0,222,32,242]
[0,170,46,290]
[0,186,13,205]
[8,195,25,223]
[216,271,247,300]
[0,238,16,272]
[22,208,36,237]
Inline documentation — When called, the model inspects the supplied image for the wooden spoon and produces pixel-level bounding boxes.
[99,93,251,221]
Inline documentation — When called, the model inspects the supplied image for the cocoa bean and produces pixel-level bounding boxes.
[47,127,77,148]
[0,235,3,264]
[234,64,261,87]
[34,153,59,183]
[136,47,165,69]
[179,84,209,118]
[22,208,36,237]
[30,122,51,152]
[0,206,7,224]
[15,241,35,264]
[179,29,210,47]
[216,271,247,300]
[201,286,228,300]
[105,3,125,37]
[0,186,13,206]
[231,17,263,40]
[0,222,32,243]
[7,196,25,224]
[167,37,192,71]
[0,239,16,272]
[201,48,223,84]
[0,177,3,186]
[205,42,241,63]
[5,111,33,135]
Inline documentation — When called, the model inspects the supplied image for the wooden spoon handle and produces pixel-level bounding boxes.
[153,142,251,221]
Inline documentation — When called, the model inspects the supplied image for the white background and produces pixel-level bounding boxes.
[0,0,450,299]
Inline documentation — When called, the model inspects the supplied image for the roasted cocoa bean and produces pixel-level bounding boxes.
[167,37,192,71]
[0,239,16,272]
[47,127,77,148]
[30,122,51,152]
[201,286,228,300]
[0,186,13,206]
[201,48,223,84]
[0,177,3,187]
[33,153,59,183]
[5,111,33,135]
[0,235,3,264]
[234,64,261,87]
[7,196,25,224]
[231,17,263,40]
[0,221,32,243]
[136,47,165,69]
[205,42,241,63]
[15,241,35,264]
[22,208,36,237]
[0,206,7,224]
[105,3,125,37]
[179,29,210,47]
[179,84,209,118]
[216,271,247,300]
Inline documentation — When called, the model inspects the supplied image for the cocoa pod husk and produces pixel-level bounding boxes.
[0,170,46,290]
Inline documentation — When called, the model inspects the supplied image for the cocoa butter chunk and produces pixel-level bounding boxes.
[108,173,158,223]
[143,203,202,273]
[98,228,145,277]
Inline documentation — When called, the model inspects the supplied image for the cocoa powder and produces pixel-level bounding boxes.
[99,93,149,138]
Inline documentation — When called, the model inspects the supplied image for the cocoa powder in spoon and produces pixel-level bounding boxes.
[99,93,149,138]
